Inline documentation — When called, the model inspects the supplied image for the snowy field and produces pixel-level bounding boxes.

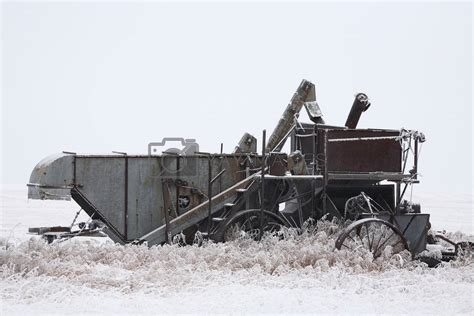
[1,185,473,315]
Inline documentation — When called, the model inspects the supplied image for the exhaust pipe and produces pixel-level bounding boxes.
[345,93,370,129]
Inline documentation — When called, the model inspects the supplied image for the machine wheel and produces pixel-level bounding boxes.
[213,209,287,242]
[335,218,410,259]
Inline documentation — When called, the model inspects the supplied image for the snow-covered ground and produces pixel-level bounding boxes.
[1,185,473,315]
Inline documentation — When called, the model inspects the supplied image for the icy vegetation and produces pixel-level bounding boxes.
[1,186,473,314]
[1,221,473,314]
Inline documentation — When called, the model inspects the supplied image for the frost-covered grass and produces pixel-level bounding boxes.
[1,221,473,315]
[1,186,473,314]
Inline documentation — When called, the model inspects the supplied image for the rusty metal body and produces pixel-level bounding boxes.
[29,79,464,263]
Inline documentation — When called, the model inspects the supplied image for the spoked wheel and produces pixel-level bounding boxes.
[213,209,287,242]
[335,218,411,259]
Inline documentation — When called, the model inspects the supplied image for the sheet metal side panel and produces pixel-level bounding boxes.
[75,157,126,237]
[74,156,250,241]
[376,214,430,255]
[325,129,402,173]
[125,156,245,239]
[127,158,165,240]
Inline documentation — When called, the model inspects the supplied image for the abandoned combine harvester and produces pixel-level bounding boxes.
[28,80,470,265]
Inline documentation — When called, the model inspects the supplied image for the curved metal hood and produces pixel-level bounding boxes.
[27,153,75,200]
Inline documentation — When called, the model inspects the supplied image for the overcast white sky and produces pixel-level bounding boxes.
[1,2,472,194]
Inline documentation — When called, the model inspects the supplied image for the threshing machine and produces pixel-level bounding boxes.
[27,80,471,266]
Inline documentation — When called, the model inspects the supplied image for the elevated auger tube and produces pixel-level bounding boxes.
[266,80,319,152]
[345,93,371,129]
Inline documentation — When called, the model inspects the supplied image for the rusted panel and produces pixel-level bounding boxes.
[268,152,287,176]
[324,129,402,173]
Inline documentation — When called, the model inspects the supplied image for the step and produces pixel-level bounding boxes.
[236,188,248,194]
[212,217,225,222]
[199,232,210,238]
[224,203,235,209]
